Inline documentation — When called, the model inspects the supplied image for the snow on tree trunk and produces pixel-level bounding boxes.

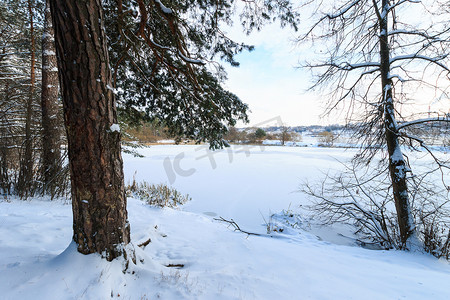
[41,0,62,197]
[379,0,416,248]
[49,0,131,260]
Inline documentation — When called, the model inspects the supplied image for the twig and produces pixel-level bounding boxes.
[214,216,261,236]
[137,238,152,249]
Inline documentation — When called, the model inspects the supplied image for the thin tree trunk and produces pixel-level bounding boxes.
[49,0,131,261]
[0,74,10,194]
[41,0,62,197]
[18,0,36,198]
[379,0,416,247]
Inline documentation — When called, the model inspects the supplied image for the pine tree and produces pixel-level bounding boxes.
[104,0,299,148]
[48,0,298,260]
[40,0,62,197]
[49,0,131,260]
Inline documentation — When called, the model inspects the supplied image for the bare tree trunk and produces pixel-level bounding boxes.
[18,0,36,198]
[41,0,62,197]
[49,0,131,260]
[379,1,416,247]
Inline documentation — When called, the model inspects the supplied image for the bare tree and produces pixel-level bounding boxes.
[280,125,291,146]
[299,0,449,249]
[318,131,334,147]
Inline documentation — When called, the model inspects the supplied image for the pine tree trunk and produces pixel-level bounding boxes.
[41,0,62,197]
[49,0,131,260]
[18,0,36,198]
[0,79,10,195]
[379,1,416,247]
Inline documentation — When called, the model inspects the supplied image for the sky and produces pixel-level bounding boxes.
[222,23,327,128]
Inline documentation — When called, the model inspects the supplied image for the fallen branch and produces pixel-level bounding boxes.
[165,263,185,268]
[214,216,261,236]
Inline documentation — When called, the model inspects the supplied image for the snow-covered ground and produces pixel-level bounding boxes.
[1,145,450,299]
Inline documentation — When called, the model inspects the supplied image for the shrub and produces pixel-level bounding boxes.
[317,131,334,147]
[420,215,450,259]
[126,180,191,208]
[301,159,450,256]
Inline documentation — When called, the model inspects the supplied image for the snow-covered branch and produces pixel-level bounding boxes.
[388,29,444,42]
[177,50,204,65]
[311,61,380,71]
[387,0,421,12]
[326,0,363,19]
[398,116,450,130]
[154,0,172,14]
[390,54,449,71]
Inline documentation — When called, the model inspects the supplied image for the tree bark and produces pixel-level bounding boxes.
[41,0,62,197]
[378,0,416,247]
[49,0,131,260]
